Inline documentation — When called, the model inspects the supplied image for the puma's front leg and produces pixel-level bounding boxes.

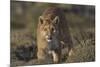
[51,50,61,63]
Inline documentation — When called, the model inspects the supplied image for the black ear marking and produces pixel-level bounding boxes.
[39,16,44,24]
[53,16,59,24]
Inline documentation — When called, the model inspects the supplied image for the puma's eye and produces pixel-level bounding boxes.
[51,28,54,31]
[52,28,55,33]
[44,28,47,31]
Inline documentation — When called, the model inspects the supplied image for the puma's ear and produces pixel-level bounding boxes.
[39,16,44,24]
[53,16,59,24]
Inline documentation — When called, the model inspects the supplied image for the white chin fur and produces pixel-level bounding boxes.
[47,39,51,42]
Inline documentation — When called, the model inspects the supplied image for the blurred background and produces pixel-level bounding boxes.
[11,1,95,66]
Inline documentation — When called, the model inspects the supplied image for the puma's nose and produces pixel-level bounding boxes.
[48,36,52,40]
[46,36,52,42]
[47,36,52,42]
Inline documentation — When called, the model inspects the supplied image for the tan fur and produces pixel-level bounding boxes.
[36,7,73,63]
